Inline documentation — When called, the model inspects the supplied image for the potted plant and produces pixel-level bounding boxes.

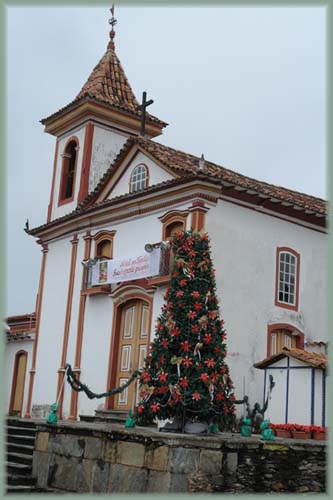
[291,424,312,439]
[311,425,327,440]
[270,423,292,438]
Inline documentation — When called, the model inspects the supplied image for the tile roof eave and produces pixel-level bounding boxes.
[40,96,168,128]
[254,347,327,369]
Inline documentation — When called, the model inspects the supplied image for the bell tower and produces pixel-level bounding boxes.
[42,7,167,223]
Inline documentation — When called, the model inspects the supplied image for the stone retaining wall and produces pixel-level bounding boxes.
[32,421,326,493]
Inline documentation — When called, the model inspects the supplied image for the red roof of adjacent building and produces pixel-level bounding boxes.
[254,347,327,369]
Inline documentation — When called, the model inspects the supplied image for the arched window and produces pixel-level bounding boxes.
[94,231,116,260]
[275,247,300,311]
[59,139,78,203]
[158,211,189,275]
[129,164,149,193]
[160,210,189,241]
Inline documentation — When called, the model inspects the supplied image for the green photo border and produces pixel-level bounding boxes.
[0,1,331,499]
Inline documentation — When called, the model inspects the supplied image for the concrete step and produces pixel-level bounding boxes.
[7,473,36,486]
[7,434,35,447]
[7,442,35,456]
[7,418,37,430]
[6,485,36,493]
[7,425,37,437]
[7,461,32,476]
[7,451,33,466]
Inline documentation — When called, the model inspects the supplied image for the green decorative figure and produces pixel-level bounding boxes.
[260,419,275,441]
[208,422,219,434]
[125,410,136,428]
[46,403,59,424]
[240,418,252,437]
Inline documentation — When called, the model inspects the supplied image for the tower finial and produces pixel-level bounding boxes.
[108,4,117,50]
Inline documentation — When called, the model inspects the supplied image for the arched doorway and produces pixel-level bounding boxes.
[9,351,28,416]
[113,299,150,411]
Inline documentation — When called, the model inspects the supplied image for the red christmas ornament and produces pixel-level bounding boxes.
[179,279,187,287]
[191,324,200,334]
[191,291,200,299]
[176,290,184,298]
[162,338,169,349]
[216,392,225,401]
[200,373,210,383]
[179,377,189,388]
[204,358,216,368]
[137,405,144,414]
[182,356,193,368]
[151,402,160,413]
[194,302,203,311]
[203,333,213,344]
[142,371,151,383]
[171,327,181,337]
[180,341,190,353]
[188,310,196,320]
[159,372,168,383]
[192,392,201,401]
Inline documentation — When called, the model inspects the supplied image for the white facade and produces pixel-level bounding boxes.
[206,199,327,405]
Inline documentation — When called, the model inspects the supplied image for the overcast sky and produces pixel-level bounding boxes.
[6,5,326,316]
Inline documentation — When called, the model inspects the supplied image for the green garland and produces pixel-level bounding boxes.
[65,363,141,400]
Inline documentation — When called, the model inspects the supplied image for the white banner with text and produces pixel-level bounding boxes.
[91,248,161,286]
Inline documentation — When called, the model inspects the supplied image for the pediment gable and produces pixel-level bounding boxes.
[94,143,177,204]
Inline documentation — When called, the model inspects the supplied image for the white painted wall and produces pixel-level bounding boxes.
[32,237,75,408]
[77,295,113,417]
[288,364,311,424]
[89,126,128,192]
[109,152,174,200]
[206,199,327,410]
[6,339,34,416]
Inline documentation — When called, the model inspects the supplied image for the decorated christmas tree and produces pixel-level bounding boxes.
[136,229,236,430]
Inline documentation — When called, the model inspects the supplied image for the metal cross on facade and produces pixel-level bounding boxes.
[137,91,154,136]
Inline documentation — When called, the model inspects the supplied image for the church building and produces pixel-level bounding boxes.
[6,13,327,426]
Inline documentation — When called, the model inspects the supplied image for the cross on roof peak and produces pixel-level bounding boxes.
[108,4,117,50]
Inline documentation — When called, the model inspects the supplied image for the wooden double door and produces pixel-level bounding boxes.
[114,300,150,411]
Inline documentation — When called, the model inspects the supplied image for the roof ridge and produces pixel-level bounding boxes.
[135,136,326,204]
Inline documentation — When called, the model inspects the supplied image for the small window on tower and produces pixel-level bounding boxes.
[129,164,149,193]
[59,140,78,203]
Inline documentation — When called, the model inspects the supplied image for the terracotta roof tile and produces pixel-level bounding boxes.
[254,347,327,369]
[79,136,326,216]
